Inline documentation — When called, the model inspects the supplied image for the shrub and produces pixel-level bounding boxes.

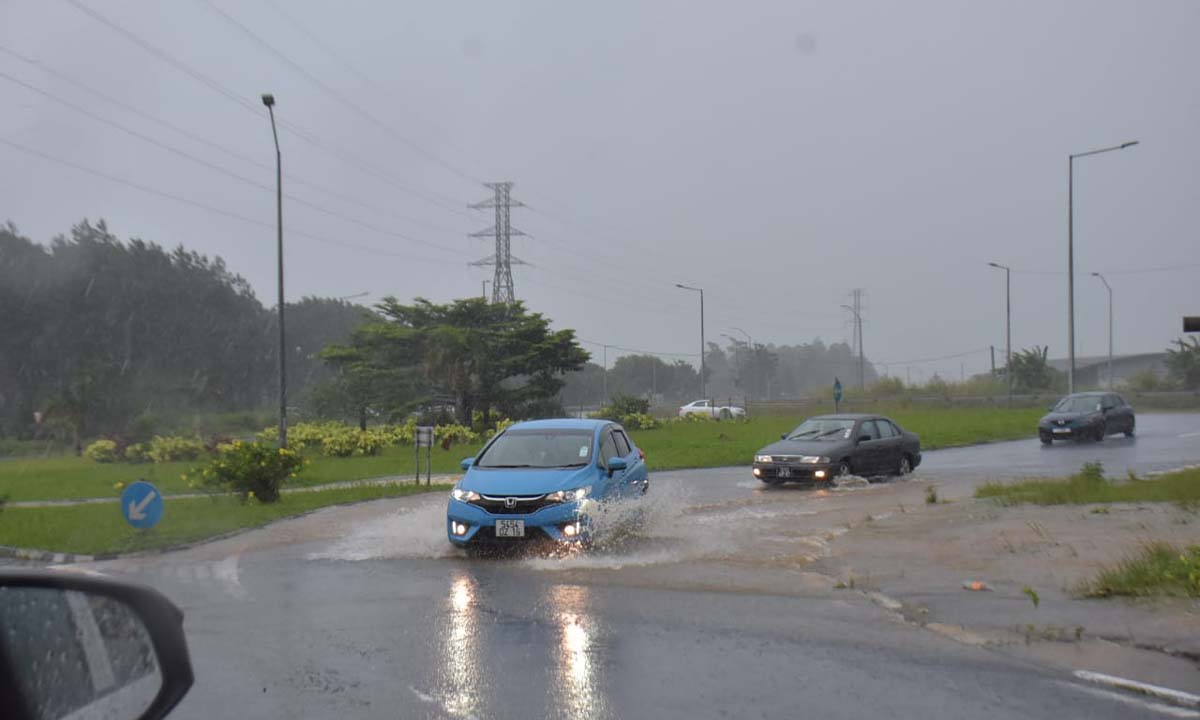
[123,443,151,464]
[593,394,651,421]
[675,411,714,424]
[436,424,479,446]
[618,412,661,430]
[146,435,206,463]
[196,441,302,502]
[83,439,120,463]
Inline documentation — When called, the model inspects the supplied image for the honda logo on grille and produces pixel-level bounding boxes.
[504,497,517,509]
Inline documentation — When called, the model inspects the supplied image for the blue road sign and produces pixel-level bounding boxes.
[833,378,843,403]
[121,480,163,530]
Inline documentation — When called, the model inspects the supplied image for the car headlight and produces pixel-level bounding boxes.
[545,486,590,503]
[800,456,829,464]
[755,454,773,463]
[451,488,480,502]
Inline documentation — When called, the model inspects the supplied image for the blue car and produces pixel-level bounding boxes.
[447,419,649,546]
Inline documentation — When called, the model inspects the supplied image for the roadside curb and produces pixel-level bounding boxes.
[1074,670,1200,709]
[0,544,112,564]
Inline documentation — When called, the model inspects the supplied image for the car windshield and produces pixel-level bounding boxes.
[1054,396,1102,413]
[475,429,593,469]
[786,418,855,440]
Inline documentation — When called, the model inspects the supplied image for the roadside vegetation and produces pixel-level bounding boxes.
[976,463,1200,507]
[1077,542,1200,599]
[0,483,453,556]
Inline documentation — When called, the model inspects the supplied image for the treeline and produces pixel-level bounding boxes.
[0,220,368,445]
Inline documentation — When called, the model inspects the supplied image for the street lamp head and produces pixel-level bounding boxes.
[1120,140,1139,149]
[1091,272,1101,277]
[988,262,1000,268]
[261,93,275,107]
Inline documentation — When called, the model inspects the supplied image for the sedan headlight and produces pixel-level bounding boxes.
[545,486,590,503]
[800,456,829,464]
[755,454,773,463]
[451,488,481,502]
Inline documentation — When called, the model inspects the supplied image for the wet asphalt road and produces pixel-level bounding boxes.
[73,414,1200,718]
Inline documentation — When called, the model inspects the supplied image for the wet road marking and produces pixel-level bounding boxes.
[1060,682,1200,718]
[1073,670,1200,709]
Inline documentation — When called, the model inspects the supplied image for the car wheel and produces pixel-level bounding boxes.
[1125,421,1135,438]
[836,460,852,478]
[719,408,732,420]
[1040,433,1053,446]
[897,455,912,476]
[1094,424,1106,442]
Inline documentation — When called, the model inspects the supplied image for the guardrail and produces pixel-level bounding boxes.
[747,390,1200,414]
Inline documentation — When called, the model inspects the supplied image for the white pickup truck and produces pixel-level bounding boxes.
[677,399,747,419]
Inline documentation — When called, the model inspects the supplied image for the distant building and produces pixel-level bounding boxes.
[1047,352,1167,390]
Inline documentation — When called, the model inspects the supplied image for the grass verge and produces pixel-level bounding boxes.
[632,406,1043,470]
[1076,542,1200,598]
[976,464,1200,507]
[0,483,451,556]
[0,444,482,503]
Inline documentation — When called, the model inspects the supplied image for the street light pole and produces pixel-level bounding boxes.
[1093,272,1114,390]
[840,304,864,390]
[730,327,753,400]
[676,284,705,401]
[262,93,286,449]
[988,262,1012,406]
[1067,140,1138,393]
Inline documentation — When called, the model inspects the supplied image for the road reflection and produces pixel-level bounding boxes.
[438,572,481,717]
[548,584,608,719]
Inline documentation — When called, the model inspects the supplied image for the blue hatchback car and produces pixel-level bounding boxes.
[447,419,649,546]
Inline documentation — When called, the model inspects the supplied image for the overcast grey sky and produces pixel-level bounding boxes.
[2,0,1197,381]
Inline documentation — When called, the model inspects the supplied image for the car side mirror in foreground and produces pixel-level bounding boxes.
[0,570,193,720]
[858,435,871,444]
[607,457,628,476]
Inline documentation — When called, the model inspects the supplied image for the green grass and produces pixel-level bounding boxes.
[0,483,452,556]
[1077,542,1200,598]
[630,406,1043,471]
[0,444,484,503]
[976,464,1200,507]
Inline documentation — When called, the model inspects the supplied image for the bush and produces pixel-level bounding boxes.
[195,441,302,502]
[436,424,479,446]
[123,443,151,464]
[872,376,906,397]
[674,411,715,423]
[146,435,206,463]
[619,412,661,430]
[83,439,120,463]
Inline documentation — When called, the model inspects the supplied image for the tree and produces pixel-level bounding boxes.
[323,298,588,424]
[1166,337,1200,390]
[1009,346,1062,393]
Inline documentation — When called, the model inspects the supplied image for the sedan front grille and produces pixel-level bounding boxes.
[471,494,558,515]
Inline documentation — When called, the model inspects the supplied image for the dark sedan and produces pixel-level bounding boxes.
[1038,392,1135,444]
[752,414,922,485]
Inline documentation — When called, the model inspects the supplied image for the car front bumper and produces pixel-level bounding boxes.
[447,498,586,545]
[1040,423,1099,439]
[751,462,834,482]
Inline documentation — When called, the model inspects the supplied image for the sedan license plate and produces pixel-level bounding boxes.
[777,467,792,478]
[495,519,525,538]
[1052,428,1070,434]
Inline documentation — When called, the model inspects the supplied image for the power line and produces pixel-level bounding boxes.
[878,347,992,366]
[196,0,481,186]
[0,69,472,258]
[260,0,374,88]
[577,339,699,358]
[0,135,462,266]
[62,0,473,219]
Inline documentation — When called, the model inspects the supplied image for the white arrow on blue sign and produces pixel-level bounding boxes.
[121,480,163,529]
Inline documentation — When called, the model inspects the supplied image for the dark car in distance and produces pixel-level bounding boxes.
[752,414,921,486]
[1038,392,1135,444]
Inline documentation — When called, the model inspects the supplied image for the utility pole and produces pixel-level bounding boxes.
[602,344,610,405]
[470,182,526,304]
[1093,273,1114,390]
[262,93,286,449]
[676,284,706,401]
[988,262,1012,406]
[842,291,865,390]
[990,346,996,376]
[481,279,489,300]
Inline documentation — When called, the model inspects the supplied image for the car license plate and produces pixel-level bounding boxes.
[1052,428,1070,434]
[777,467,792,478]
[495,519,525,538]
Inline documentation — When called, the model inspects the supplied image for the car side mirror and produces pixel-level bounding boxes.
[0,570,193,720]
[460,457,474,471]
[780,433,788,440]
[858,434,871,444]
[607,457,627,476]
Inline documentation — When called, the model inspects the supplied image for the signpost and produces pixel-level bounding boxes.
[833,377,843,413]
[121,480,163,530]
[415,426,434,486]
